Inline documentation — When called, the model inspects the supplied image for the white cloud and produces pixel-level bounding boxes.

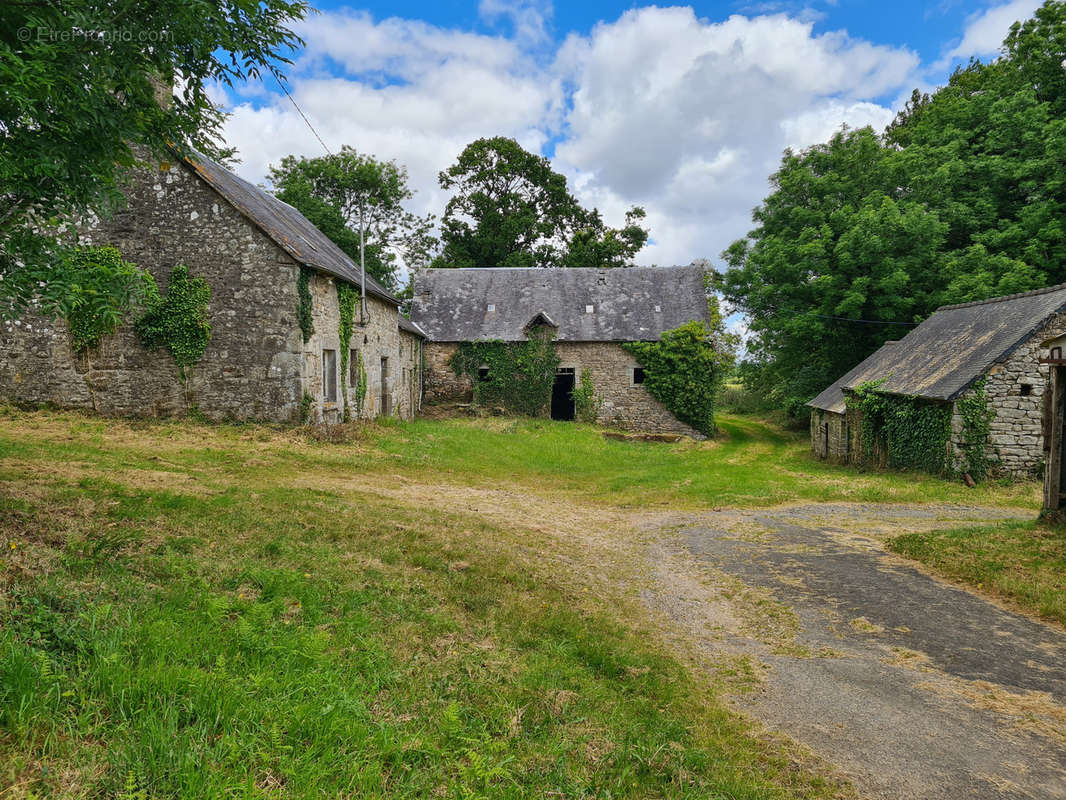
[478,0,554,45]
[939,0,1042,66]
[218,5,922,271]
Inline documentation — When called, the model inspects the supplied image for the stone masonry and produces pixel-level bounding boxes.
[0,155,420,423]
[809,409,849,464]
[423,340,702,437]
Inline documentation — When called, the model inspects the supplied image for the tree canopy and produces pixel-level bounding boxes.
[436,136,648,269]
[718,0,1066,417]
[1,0,308,319]
[268,146,435,292]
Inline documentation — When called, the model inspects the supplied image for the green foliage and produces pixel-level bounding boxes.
[297,265,314,343]
[436,136,647,269]
[134,264,211,380]
[719,1,1066,417]
[848,382,953,476]
[957,379,995,480]
[572,369,601,424]
[1,0,307,317]
[269,146,437,290]
[450,331,560,417]
[300,390,315,424]
[57,246,149,352]
[624,321,732,436]
[336,282,359,421]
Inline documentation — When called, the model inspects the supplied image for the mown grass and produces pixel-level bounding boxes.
[362,413,1039,510]
[889,521,1066,626]
[0,409,852,799]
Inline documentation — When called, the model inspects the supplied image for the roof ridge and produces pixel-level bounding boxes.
[419,265,699,273]
[935,282,1066,312]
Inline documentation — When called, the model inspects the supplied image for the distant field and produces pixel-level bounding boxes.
[0,409,1039,798]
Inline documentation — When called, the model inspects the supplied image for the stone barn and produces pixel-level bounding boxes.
[411,265,710,437]
[808,283,1066,477]
[0,150,424,423]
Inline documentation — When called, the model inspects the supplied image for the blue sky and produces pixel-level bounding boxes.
[216,0,1043,280]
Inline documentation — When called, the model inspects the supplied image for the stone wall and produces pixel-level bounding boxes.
[422,339,701,437]
[0,157,305,421]
[809,408,850,464]
[0,156,420,423]
[950,311,1066,477]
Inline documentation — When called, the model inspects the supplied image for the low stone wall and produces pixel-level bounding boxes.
[422,340,701,437]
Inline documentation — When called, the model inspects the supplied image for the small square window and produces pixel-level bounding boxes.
[1020,383,1033,397]
[478,366,490,381]
[585,304,594,313]
[487,303,495,312]
[632,367,645,385]
[654,304,661,312]
[322,349,338,403]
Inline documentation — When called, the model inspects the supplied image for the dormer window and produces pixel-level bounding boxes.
[585,304,594,313]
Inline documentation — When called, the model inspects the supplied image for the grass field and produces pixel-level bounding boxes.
[0,408,1042,798]
[889,521,1066,626]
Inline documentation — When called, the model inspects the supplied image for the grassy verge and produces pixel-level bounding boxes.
[889,521,1066,626]
[0,410,848,799]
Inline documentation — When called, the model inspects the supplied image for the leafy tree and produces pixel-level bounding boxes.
[269,146,436,292]
[720,0,1066,417]
[1,0,309,318]
[436,136,647,268]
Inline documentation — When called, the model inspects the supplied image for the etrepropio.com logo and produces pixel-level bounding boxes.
[17,26,173,43]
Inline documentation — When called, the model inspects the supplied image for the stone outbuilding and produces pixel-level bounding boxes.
[808,283,1066,477]
[0,150,424,423]
[411,265,710,437]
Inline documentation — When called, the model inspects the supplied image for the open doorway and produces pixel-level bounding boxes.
[551,368,575,421]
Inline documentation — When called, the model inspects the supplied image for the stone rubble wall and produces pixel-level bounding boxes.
[950,311,1066,477]
[0,157,304,421]
[0,155,421,423]
[422,340,702,437]
[809,408,850,464]
[301,274,421,423]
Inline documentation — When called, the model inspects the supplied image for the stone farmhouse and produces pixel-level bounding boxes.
[808,283,1066,477]
[411,265,710,437]
[0,150,425,423]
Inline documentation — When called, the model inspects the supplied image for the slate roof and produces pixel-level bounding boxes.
[808,283,1066,410]
[398,316,427,338]
[181,150,398,305]
[410,266,710,342]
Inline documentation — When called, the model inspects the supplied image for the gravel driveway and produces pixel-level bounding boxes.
[651,504,1066,800]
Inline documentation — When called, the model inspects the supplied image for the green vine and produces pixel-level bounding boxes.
[449,329,559,417]
[300,390,315,424]
[336,281,359,421]
[61,246,148,352]
[134,264,211,382]
[848,380,953,475]
[297,265,314,343]
[957,379,995,480]
[353,350,368,416]
[573,368,601,424]
[623,321,730,436]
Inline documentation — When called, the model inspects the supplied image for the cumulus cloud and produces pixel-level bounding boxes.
[939,0,1043,66]
[218,5,921,270]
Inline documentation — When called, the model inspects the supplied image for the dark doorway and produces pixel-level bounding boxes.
[551,368,575,421]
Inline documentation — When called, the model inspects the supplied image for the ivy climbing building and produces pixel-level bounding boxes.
[0,149,425,423]
[808,283,1066,478]
[411,265,713,437]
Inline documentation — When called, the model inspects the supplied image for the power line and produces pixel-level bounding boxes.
[753,305,919,327]
[273,73,331,156]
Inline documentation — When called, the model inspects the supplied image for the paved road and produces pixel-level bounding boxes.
[666,504,1066,800]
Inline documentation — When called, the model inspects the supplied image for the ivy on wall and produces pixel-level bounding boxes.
[353,349,368,416]
[573,368,601,424]
[134,264,211,382]
[60,246,148,352]
[449,329,560,417]
[336,281,359,421]
[297,265,314,343]
[623,321,729,436]
[848,381,953,475]
[956,379,995,480]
